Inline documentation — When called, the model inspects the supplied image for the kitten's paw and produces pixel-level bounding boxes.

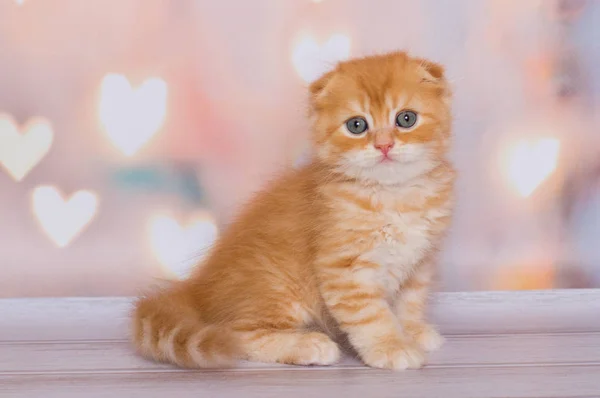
[291,332,341,366]
[406,322,445,352]
[362,338,425,371]
[415,324,444,352]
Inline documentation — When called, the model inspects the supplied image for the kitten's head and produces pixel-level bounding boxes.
[309,51,452,185]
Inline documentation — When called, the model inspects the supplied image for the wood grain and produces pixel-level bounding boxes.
[3,365,600,398]
[1,290,600,398]
[2,333,600,373]
[2,290,600,341]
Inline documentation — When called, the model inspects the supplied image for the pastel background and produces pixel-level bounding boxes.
[1,0,599,297]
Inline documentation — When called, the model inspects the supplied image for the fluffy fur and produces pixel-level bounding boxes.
[132,51,455,370]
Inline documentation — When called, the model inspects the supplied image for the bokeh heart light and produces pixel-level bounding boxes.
[149,212,218,279]
[32,186,99,248]
[99,74,168,156]
[0,114,53,181]
[503,138,560,198]
[292,33,351,83]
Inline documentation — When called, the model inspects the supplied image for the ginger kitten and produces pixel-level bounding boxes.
[132,51,455,371]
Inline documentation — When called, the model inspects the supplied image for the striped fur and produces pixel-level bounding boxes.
[131,51,455,370]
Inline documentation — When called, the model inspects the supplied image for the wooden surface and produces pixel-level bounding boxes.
[1,290,600,398]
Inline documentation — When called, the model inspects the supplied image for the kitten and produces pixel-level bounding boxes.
[132,51,455,371]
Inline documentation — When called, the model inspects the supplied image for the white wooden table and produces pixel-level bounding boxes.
[2,290,600,398]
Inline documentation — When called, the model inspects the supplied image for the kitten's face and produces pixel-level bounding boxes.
[309,52,452,185]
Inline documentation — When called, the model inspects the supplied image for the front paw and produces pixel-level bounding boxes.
[406,322,445,352]
[361,338,425,371]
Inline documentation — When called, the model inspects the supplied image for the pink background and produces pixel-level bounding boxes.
[1,0,599,297]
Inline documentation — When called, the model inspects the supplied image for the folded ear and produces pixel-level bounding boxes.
[415,58,446,83]
[309,70,335,98]
[414,58,450,101]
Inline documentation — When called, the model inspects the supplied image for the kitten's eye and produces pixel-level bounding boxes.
[345,117,368,135]
[396,110,417,129]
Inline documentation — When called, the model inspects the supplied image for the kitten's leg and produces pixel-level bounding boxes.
[234,329,340,366]
[319,261,425,371]
[394,263,444,352]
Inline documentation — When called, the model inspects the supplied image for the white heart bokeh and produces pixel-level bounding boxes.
[149,213,218,279]
[99,74,168,156]
[0,114,53,181]
[32,186,99,247]
[504,138,560,197]
[292,33,351,83]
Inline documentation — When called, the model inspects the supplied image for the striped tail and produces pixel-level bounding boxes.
[131,286,239,368]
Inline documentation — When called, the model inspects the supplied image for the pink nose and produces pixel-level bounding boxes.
[375,142,394,156]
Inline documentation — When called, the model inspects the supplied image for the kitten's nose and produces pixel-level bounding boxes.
[374,142,394,156]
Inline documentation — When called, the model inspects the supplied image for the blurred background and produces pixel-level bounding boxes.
[0,0,599,297]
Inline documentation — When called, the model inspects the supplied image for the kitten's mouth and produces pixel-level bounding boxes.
[379,155,395,163]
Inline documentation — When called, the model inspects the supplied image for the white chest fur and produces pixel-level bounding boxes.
[359,210,435,296]
[339,178,449,297]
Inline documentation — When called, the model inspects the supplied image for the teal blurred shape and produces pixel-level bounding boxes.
[110,163,204,205]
